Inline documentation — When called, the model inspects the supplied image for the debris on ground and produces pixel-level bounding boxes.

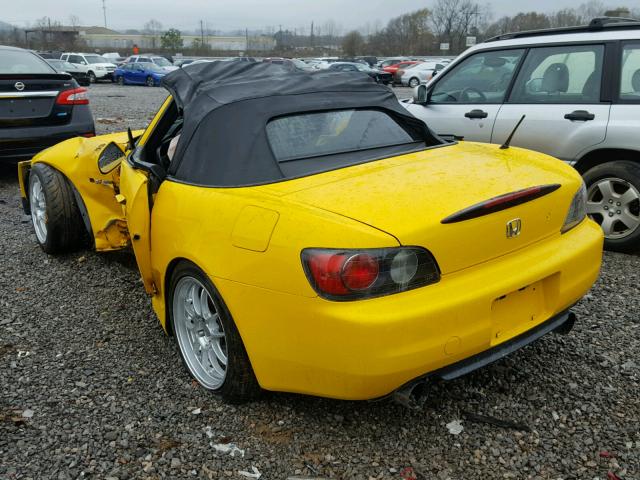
[238,466,261,478]
[446,420,464,435]
[399,466,418,480]
[463,411,531,432]
[212,443,245,457]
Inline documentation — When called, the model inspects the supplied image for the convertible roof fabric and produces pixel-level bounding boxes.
[161,60,444,186]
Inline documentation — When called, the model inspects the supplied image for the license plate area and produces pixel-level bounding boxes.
[0,98,54,120]
[491,280,548,345]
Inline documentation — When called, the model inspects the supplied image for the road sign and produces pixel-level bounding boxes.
[466,36,477,47]
[440,42,450,51]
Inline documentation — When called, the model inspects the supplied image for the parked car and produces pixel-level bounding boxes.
[126,55,178,73]
[113,62,167,86]
[377,57,409,69]
[0,46,94,163]
[399,62,446,87]
[406,17,640,252]
[384,60,422,75]
[263,57,314,72]
[60,52,117,83]
[17,61,601,402]
[328,62,393,84]
[46,59,90,86]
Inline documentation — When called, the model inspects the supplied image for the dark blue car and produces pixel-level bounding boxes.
[114,62,166,87]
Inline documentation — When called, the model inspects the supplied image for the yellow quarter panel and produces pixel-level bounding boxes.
[232,206,280,252]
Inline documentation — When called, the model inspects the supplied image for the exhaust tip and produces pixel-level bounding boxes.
[392,379,429,410]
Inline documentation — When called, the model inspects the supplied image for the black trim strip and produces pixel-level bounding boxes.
[441,184,561,224]
[436,310,574,380]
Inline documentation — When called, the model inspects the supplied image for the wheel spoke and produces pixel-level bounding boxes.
[600,215,615,235]
[586,201,603,215]
[212,339,228,366]
[619,210,640,230]
[619,188,639,206]
[200,289,212,320]
[597,180,615,199]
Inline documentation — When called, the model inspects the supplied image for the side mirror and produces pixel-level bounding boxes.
[98,142,126,174]
[412,84,428,105]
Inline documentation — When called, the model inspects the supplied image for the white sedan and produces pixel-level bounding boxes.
[400,62,446,87]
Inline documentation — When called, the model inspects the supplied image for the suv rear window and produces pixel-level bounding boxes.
[620,44,640,101]
[0,49,56,74]
[267,109,416,162]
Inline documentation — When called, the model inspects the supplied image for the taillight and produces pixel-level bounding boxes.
[56,87,89,105]
[301,247,440,301]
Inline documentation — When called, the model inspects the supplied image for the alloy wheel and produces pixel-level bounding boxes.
[587,177,640,239]
[173,276,228,389]
[30,175,47,244]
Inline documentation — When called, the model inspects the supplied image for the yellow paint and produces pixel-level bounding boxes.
[232,205,280,252]
[16,94,604,400]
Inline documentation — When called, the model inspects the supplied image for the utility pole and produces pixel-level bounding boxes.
[245,28,249,55]
[200,19,204,47]
[102,0,107,28]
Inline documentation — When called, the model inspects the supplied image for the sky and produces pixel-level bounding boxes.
[2,0,629,32]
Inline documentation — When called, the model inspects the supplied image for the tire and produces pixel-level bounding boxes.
[408,77,420,88]
[28,163,87,254]
[117,76,125,86]
[88,71,97,84]
[168,262,260,402]
[146,76,155,87]
[583,160,640,253]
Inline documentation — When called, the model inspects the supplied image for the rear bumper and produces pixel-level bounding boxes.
[0,105,94,162]
[214,219,603,400]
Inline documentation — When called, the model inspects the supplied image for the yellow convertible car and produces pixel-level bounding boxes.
[17,62,603,402]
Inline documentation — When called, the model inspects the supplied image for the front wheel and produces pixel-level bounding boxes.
[146,76,155,87]
[169,262,260,402]
[88,71,97,83]
[408,77,420,88]
[583,161,640,253]
[117,75,125,86]
[28,163,86,254]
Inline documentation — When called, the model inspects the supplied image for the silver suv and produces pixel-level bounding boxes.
[406,18,640,252]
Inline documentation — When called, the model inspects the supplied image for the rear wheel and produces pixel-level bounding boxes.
[408,77,420,88]
[88,71,97,83]
[28,163,86,254]
[117,75,125,86]
[146,76,155,87]
[169,262,260,402]
[583,161,640,253]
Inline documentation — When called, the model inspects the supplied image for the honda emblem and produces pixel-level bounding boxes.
[506,218,522,238]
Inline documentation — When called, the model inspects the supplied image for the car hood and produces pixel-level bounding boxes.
[93,63,117,68]
[161,66,179,72]
[263,142,583,275]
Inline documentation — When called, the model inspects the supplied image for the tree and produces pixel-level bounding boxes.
[161,28,183,51]
[341,30,364,57]
[144,19,163,48]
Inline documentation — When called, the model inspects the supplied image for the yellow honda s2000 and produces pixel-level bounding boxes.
[17,62,603,402]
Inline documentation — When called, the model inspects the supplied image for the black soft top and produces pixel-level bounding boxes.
[162,60,444,187]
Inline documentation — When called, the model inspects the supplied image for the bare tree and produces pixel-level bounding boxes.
[342,30,364,57]
[430,0,482,53]
[144,19,163,49]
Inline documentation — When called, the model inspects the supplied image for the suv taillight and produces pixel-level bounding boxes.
[56,87,89,105]
[301,247,440,301]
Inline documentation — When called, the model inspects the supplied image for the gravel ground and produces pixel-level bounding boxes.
[1,83,639,480]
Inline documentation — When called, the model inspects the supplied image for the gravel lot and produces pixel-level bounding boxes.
[1,83,639,480]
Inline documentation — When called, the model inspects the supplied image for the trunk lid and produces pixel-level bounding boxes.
[0,73,75,127]
[266,143,581,274]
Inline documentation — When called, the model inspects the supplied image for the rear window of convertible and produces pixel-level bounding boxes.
[266,109,417,163]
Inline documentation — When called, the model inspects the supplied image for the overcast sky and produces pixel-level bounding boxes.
[4,0,628,32]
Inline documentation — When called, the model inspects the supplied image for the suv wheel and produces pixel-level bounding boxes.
[583,161,640,253]
[88,71,97,83]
